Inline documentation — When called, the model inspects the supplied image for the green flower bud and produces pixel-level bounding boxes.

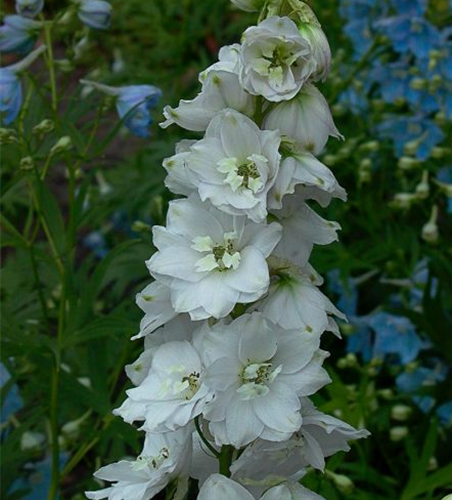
[50,136,72,155]
[326,471,354,494]
[398,156,420,171]
[391,405,412,422]
[415,171,429,200]
[421,205,439,244]
[0,128,18,145]
[33,119,55,136]
[390,426,408,442]
[20,156,34,170]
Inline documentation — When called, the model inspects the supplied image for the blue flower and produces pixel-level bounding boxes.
[377,115,445,160]
[15,0,44,18]
[83,232,109,259]
[115,85,162,138]
[437,401,452,426]
[78,0,113,30]
[437,167,452,214]
[0,68,23,125]
[0,15,41,54]
[367,312,425,364]
[391,0,427,16]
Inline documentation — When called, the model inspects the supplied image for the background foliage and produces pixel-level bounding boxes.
[1,0,451,499]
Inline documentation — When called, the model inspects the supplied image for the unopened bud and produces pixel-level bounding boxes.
[428,456,438,471]
[434,111,446,127]
[21,431,45,451]
[360,140,379,152]
[20,156,34,170]
[326,471,354,494]
[0,128,18,144]
[132,220,151,233]
[323,154,338,166]
[378,388,394,400]
[415,171,429,200]
[50,136,72,155]
[391,193,417,210]
[33,119,55,136]
[358,169,372,184]
[391,405,412,422]
[360,158,372,171]
[431,147,449,159]
[390,426,408,442]
[345,353,358,367]
[55,59,75,72]
[339,323,355,336]
[404,140,422,156]
[337,358,348,369]
[410,78,428,90]
[421,205,439,244]
[398,156,420,171]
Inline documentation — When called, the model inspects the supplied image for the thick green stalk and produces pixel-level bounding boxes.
[219,445,234,477]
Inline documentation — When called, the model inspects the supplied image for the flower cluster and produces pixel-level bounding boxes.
[87,1,369,498]
[339,0,451,160]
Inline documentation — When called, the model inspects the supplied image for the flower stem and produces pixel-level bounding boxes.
[195,416,220,458]
[43,20,58,112]
[219,445,234,477]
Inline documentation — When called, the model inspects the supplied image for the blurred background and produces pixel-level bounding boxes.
[1,0,451,499]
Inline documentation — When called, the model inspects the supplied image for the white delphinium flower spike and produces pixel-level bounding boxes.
[201,312,330,447]
[239,16,314,102]
[85,428,192,500]
[165,109,281,222]
[147,197,282,320]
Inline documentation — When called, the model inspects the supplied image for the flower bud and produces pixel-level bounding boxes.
[391,193,417,210]
[415,171,429,200]
[390,426,408,442]
[360,140,379,152]
[33,118,55,136]
[0,15,42,54]
[421,205,439,244]
[326,471,354,494]
[78,0,113,31]
[131,220,151,233]
[404,139,422,157]
[378,388,394,400]
[230,0,265,11]
[410,78,428,91]
[391,405,412,422]
[55,59,75,72]
[428,457,438,471]
[50,136,72,155]
[20,156,34,170]
[15,0,44,18]
[434,111,447,127]
[358,169,371,184]
[0,128,18,144]
[431,147,449,159]
[20,431,45,451]
[298,22,331,81]
[360,158,372,171]
[398,157,420,171]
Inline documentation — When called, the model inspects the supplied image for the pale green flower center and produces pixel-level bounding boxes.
[131,447,169,471]
[160,364,201,401]
[217,155,266,193]
[237,362,282,400]
[192,232,241,272]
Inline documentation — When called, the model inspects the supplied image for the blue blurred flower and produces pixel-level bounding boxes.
[376,16,440,59]
[0,15,41,54]
[368,312,425,364]
[0,363,23,424]
[437,401,452,427]
[16,0,44,18]
[391,0,427,16]
[437,167,452,214]
[83,231,109,259]
[0,68,23,125]
[78,0,112,30]
[116,85,162,137]
[377,115,445,160]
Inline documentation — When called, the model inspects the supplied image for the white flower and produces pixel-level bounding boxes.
[85,428,191,500]
[161,70,255,132]
[124,315,195,387]
[232,399,370,485]
[163,139,197,197]
[116,338,213,432]
[264,83,343,154]
[133,281,178,340]
[202,313,329,447]
[147,197,282,320]
[271,196,341,267]
[298,22,331,82]
[201,44,242,78]
[257,260,344,334]
[165,109,281,222]
[239,16,313,102]
[197,474,326,500]
[269,152,346,210]
[230,0,265,12]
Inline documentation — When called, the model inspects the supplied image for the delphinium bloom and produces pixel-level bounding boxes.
[88,1,369,498]
[0,15,42,54]
[15,0,44,18]
[77,0,113,30]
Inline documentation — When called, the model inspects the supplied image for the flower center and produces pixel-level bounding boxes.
[217,155,266,193]
[131,447,169,471]
[191,232,241,272]
[255,43,299,86]
[237,362,282,400]
[160,364,201,401]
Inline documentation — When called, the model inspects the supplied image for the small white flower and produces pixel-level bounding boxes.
[257,260,345,334]
[264,83,343,154]
[239,16,314,102]
[271,196,341,267]
[161,70,255,132]
[230,0,265,12]
[85,428,191,500]
[201,44,242,78]
[147,197,282,320]
[165,109,281,222]
[117,337,213,432]
[202,313,329,447]
[298,22,331,82]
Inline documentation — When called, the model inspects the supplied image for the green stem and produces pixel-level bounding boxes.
[195,417,220,458]
[219,445,234,477]
[43,20,58,112]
